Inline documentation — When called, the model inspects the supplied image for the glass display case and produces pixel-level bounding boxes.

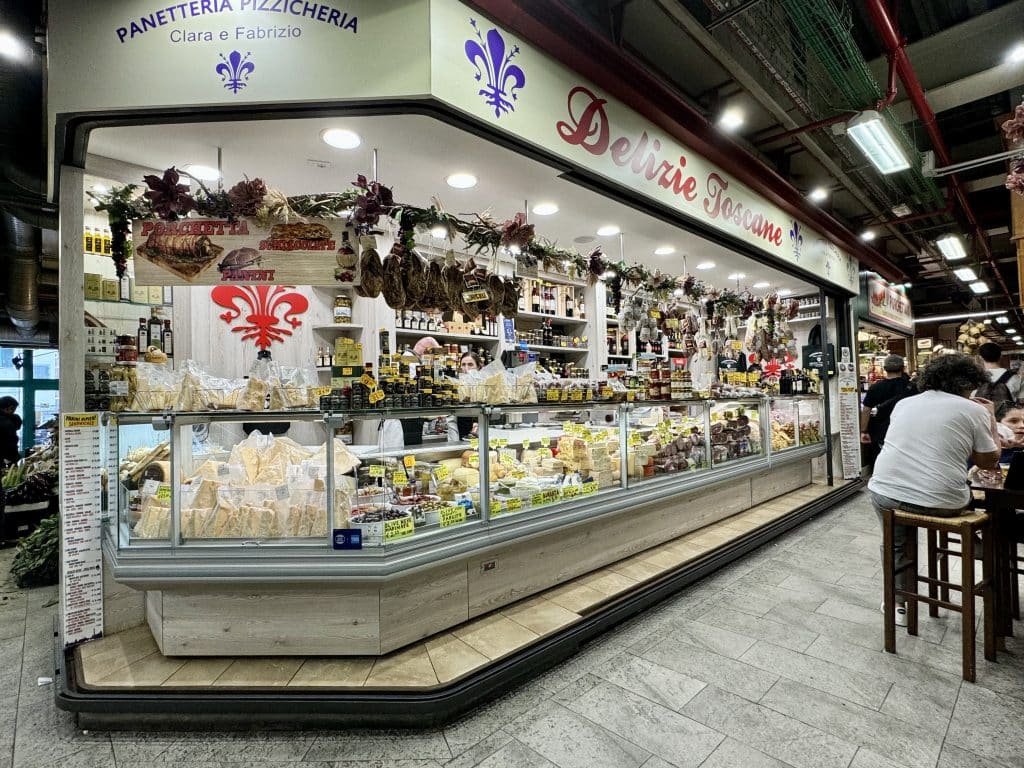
[103,397,791,556]
[769,396,825,452]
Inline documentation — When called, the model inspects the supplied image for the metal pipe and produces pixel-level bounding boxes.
[1,210,41,333]
[864,0,1015,313]
[754,112,855,148]
[876,53,899,111]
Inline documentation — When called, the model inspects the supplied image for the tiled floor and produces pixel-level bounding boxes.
[2,488,1022,768]
[74,483,836,691]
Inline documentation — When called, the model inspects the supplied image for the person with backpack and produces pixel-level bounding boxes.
[974,342,1021,409]
[860,355,916,471]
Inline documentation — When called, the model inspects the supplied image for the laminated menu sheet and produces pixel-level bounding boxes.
[837,348,861,481]
[60,413,105,647]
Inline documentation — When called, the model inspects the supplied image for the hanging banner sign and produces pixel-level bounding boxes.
[60,413,105,647]
[863,276,913,333]
[836,349,862,481]
[131,217,360,286]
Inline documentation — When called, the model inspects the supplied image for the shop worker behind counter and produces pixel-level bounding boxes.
[859,355,916,472]
[868,354,1001,625]
[975,342,1021,408]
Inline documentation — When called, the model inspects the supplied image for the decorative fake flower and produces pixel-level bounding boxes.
[350,174,395,229]
[1006,159,1024,197]
[1001,103,1024,144]
[499,211,535,251]
[227,177,268,217]
[142,167,195,220]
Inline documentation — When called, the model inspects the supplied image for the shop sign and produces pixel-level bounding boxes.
[916,338,932,349]
[131,217,360,286]
[428,0,859,294]
[864,276,913,332]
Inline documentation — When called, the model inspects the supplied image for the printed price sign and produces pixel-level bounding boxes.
[544,488,561,502]
[439,505,467,528]
[312,386,332,399]
[629,433,643,446]
[649,309,662,319]
[368,464,386,478]
[522,439,531,449]
[562,485,580,499]
[403,455,416,469]
[359,374,377,389]
[434,464,451,481]
[155,484,172,503]
[500,451,516,465]
[506,497,523,512]
[540,437,551,447]
[141,479,160,496]
[276,485,290,500]
[383,516,415,541]
[368,389,385,404]
[491,499,505,517]
[468,454,479,468]
[462,288,490,304]
[582,481,599,495]
[469,438,479,449]
[493,438,508,448]
[562,422,574,433]
[569,390,584,401]
[392,470,408,485]
[546,389,561,402]
[530,492,546,507]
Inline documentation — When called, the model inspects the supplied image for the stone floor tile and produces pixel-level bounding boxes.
[936,742,1012,768]
[442,682,552,758]
[594,653,706,711]
[563,680,724,767]
[696,604,818,652]
[636,634,778,702]
[849,747,915,768]
[443,728,514,768]
[466,738,558,768]
[699,737,799,768]
[14,743,116,768]
[656,617,758,659]
[303,730,451,762]
[946,682,1024,767]
[681,685,856,768]
[776,573,879,609]
[510,700,650,768]
[760,679,943,768]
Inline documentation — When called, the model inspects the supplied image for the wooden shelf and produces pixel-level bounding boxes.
[395,329,500,344]
[312,323,363,332]
[526,344,588,354]
[515,310,588,326]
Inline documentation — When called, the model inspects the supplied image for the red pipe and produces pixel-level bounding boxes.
[754,112,854,148]
[466,0,906,283]
[864,0,1014,307]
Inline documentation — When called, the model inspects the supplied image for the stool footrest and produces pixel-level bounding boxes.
[895,590,963,612]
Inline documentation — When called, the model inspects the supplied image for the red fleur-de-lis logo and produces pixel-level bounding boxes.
[210,285,309,350]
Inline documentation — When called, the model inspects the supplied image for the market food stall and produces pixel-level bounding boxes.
[47,0,863,723]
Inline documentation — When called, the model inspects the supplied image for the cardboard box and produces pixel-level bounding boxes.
[84,273,102,300]
[148,286,163,305]
[101,279,119,301]
[131,283,149,304]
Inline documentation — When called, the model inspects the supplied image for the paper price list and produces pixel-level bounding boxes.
[60,414,105,646]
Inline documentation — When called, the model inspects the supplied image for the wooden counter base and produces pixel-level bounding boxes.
[143,461,814,657]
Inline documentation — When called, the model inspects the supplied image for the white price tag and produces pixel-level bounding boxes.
[141,479,159,496]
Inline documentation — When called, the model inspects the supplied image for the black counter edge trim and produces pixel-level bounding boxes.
[57,481,863,729]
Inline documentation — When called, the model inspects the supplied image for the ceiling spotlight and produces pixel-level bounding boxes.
[727,272,746,281]
[1007,328,1017,334]
[183,164,221,181]
[596,225,620,237]
[0,31,25,60]
[860,230,876,242]
[846,110,911,174]
[808,187,829,203]
[320,128,361,149]
[531,202,559,216]
[1014,336,1022,341]
[446,173,477,189]
[752,281,770,289]
[429,226,448,239]
[90,183,108,193]
[1008,43,1024,63]
[902,282,912,289]
[601,270,616,280]
[936,234,966,261]
[953,267,977,281]
[969,281,990,294]
[654,245,675,256]
[1018,341,1024,346]
[984,318,993,325]
[718,107,745,132]
[695,261,715,270]
[997,315,1010,324]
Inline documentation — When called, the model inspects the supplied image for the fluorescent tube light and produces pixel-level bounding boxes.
[952,267,977,281]
[997,315,1010,324]
[936,235,966,261]
[913,310,1005,323]
[846,110,911,174]
[969,281,990,294]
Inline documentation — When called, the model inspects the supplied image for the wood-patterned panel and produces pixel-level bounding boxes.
[750,462,813,506]
[379,561,469,654]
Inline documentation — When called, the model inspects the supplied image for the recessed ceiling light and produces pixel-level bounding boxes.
[936,234,966,261]
[573,235,596,245]
[969,281,990,294]
[0,31,25,60]
[752,281,770,289]
[90,183,108,193]
[718,107,745,132]
[953,267,977,281]
[320,128,361,149]
[860,230,876,241]
[531,202,559,216]
[1008,43,1024,63]
[696,261,715,270]
[1014,336,1022,341]
[654,245,675,256]
[727,272,746,281]
[997,315,1010,324]
[778,288,793,296]
[808,187,829,203]
[446,173,477,189]
[1006,328,1017,334]
[596,225,620,237]
[430,226,447,239]
[1017,341,1024,346]
[183,164,221,181]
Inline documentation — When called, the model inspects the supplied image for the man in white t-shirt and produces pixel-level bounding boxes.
[869,354,1000,625]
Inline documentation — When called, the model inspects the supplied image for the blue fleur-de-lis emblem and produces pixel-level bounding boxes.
[216,51,255,94]
[465,19,526,118]
[789,221,803,260]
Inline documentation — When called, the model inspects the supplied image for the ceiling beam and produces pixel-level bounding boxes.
[890,61,1024,123]
[966,174,1010,193]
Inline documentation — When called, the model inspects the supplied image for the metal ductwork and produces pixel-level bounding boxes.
[1,209,42,335]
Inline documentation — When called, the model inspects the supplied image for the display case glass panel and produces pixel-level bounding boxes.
[796,397,824,446]
[115,419,172,547]
[626,402,708,482]
[708,399,764,467]
[769,398,798,453]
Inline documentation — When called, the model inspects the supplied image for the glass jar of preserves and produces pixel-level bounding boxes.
[115,335,137,362]
[333,295,353,324]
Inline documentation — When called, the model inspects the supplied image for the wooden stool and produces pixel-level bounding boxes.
[881,507,996,682]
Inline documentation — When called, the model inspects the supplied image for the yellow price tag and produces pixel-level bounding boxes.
[546,389,561,402]
[491,500,505,517]
[312,386,332,398]
[500,451,516,465]
[649,309,662,319]
[341,367,353,376]
[582,481,599,495]
[403,455,416,469]
[494,438,508,448]
[439,505,467,528]
[540,436,550,447]
[522,439,531,449]
[506,497,523,512]
[155,484,172,502]
[530,492,546,506]
[469,437,479,449]
[359,374,376,389]
[629,433,643,446]
[562,485,580,499]
[368,389,385,404]
[600,387,613,399]
[569,390,583,401]
[544,489,561,502]
[392,470,408,485]
[468,454,479,468]
[368,464,386,478]
[562,422,574,433]
[383,516,414,541]
[434,464,450,481]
